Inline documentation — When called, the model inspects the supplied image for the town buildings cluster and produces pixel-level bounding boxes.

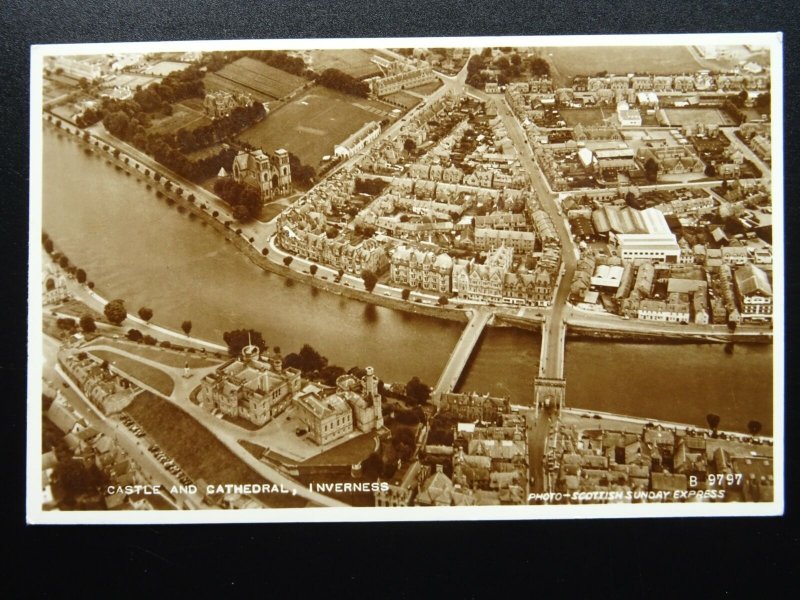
[203,89,255,119]
[549,420,773,503]
[60,353,138,415]
[44,393,156,510]
[376,392,528,506]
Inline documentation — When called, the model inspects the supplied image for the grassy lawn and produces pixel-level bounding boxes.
[662,108,732,127]
[236,85,393,167]
[384,91,422,110]
[559,107,614,128]
[88,338,222,368]
[126,391,307,508]
[544,46,702,87]
[88,349,175,396]
[308,49,382,79]
[55,299,104,321]
[411,80,443,95]
[147,102,211,137]
[301,433,378,467]
[210,57,307,101]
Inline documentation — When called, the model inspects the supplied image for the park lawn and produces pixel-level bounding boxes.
[384,91,421,110]
[308,49,382,79]
[236,85,394,167]
[411,80,443,95]
[88,349,175,396]
[126,391,307,508]
[300,432,378,467]
[543,46,702,87]
[89,338,223,368]
[147,102,211,137]
[559,107,614,128]
[204,72,270,104]
[212,57,307,101]
[662,108,732,127]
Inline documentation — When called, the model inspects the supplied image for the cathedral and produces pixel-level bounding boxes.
[231,148,292,203]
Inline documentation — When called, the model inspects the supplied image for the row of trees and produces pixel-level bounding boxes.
[316,68,370,98]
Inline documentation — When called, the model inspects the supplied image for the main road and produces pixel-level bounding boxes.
[472,87,577,380]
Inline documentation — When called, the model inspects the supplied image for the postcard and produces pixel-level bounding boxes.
[28,33,783,523]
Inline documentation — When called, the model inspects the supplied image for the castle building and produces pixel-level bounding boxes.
[197,343,302,427]
[293,367,384,446]
[232,148,292,203]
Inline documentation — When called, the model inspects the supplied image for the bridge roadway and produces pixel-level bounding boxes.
[432,307,493,404]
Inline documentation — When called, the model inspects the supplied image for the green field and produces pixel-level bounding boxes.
[87,339,222,368]
[147,101,211,136]
[662,108,732,127]
[209,57,308,101]
[384,90,422,110]
[126,391,306,508]
[236,85,394,167]
[308,49,383,79]
[544,46,702,87]
[88,349,175,396]
[559,107,614,128]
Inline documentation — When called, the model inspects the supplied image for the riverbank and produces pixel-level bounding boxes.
[566,323,772,345]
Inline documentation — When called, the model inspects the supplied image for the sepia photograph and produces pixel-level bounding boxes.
[27,33,783,523]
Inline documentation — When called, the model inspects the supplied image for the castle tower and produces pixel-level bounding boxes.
[364,366,383,429]
[241,332,259,364]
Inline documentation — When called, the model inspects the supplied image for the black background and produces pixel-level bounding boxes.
[3,1,797,595]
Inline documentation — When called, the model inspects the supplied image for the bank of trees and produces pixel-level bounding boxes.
[213,178,262,221]
[103,299,127,325]
[316,68,369,98]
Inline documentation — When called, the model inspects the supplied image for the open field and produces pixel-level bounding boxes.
[237,85,394,167]
[559,107,614,128]
[383,90,422,110]
[662,107,733,127]
[544,46,702,87]
[88,349,175,396]
[208,57,308,101]
[146,101,211,136]
[143,61,191,77]
[126,391,307,507]
[86,338,223,368]
[412,80,443,95]
[301,432,377,466]
[308,49,382,79]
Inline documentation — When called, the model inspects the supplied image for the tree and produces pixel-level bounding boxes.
[75,268,87,284]
[283,255,293,266]
[437,295,449,306]
[706,413,721,435]
[223,329,266,356]
[403,138,417,153]
[143,335,157,345]
[644,157,659,183]
[43,238,54,254]
[298,344,328,373]
[127,328,143,342]
[59,255,69,269]
[138,307,153,321]
[103,299,127,325]
[56,317,77,330]
[309,264,318,276]
[704,163,717,177]
[46,278,55,291]
[181,320,192,336]
[747,420,762,436]
[361,269,378,292]
[79,314,96,333]
[401,288,411,301]
[405,376,431,405]
[529,57,550,77]
[262,247,269,256]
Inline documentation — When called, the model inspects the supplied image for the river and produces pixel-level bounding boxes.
[41,127,775,433]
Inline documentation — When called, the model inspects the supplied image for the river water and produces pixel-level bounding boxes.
[41,128,775,433]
